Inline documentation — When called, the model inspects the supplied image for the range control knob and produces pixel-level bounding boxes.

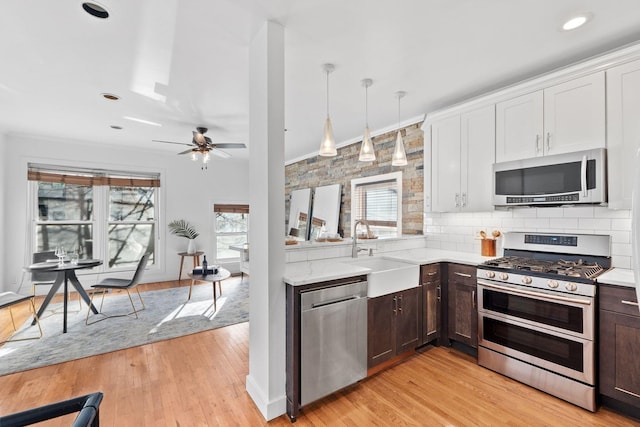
[485,271,495,279]
[547,280,559,289]
[499,273,509,281]
[565,283,578,292]
[522,276,532,285]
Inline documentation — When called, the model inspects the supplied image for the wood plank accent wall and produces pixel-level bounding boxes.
[285,123,424,237]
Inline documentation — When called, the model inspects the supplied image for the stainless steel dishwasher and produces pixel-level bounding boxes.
[300,280,368,406]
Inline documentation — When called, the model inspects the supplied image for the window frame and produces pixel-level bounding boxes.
[350,171,403,238]
[27,165,162,274]
[213,203,249,262]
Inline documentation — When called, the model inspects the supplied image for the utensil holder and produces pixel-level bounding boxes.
[481,239,496,257]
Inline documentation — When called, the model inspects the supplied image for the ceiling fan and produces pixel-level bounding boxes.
[152,127,246,168]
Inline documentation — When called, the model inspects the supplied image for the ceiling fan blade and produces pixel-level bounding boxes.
[211,148,232,159]
[152,139,193,147]
[213,143,246,149]
[178,148,195,155]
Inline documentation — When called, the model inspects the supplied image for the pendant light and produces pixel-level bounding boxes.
[319,63,337,156]
[392,91,408,166]
[359,78,375,162]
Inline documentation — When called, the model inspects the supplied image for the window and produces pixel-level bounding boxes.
[351,172,402,238]
[29,165,160,270]
[214,204,249,261]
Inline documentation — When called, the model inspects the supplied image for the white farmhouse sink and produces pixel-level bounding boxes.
[344,257,419,298]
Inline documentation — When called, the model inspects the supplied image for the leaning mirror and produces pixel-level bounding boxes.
[287,188,312,241]
[309,184,341,240]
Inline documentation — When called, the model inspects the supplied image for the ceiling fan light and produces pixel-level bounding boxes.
[190,152,199,161]
[359,127,375,162]
[202,152,211,163]
[392,131,408,166]
[319,116,337,156]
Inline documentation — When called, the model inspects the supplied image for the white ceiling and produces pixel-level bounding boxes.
[1,1,640,163]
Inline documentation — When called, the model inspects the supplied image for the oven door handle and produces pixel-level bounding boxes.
[478,281,592,306]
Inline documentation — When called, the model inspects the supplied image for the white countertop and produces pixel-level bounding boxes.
[382,248,494,266]
[284,249,494,286]
[597,268,636,288]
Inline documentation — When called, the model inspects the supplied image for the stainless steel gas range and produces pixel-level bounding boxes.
[477,231,611,412]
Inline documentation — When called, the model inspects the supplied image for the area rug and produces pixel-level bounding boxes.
[0,279,249,376]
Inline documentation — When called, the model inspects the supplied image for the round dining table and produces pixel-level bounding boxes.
[27,259,103,333]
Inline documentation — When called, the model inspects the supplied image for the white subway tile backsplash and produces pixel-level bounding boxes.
[612,218,632,230]
[424,206,633,271]
[578,218,611,230]
[523,218,550,229]
[548,218,579,229]
[536,207,564,218]
[595,207,630,218]
[511,208,538,218]
[564,206,594,218]
[612,243,633,257]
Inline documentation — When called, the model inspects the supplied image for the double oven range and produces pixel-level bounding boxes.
[477,232,611,412]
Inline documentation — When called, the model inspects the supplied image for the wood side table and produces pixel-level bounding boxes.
[178,251,204,281]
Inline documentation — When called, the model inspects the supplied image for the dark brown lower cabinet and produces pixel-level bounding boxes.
[447,263,477,348]
[421,263,441,345]
[599,284,640,416]
[368,287,419,368]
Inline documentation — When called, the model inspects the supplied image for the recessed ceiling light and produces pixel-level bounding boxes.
[110,125,123,130]
[123,116,162,127]
[82,2,109,19]
[101,93,120,101]
[562,13,592,31]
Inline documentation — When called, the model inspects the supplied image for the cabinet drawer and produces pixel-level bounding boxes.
[600,285,640,317]
[448,264,476,286]
[421,264,440,284]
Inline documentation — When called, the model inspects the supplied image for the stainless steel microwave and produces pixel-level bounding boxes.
[493,148,606,207]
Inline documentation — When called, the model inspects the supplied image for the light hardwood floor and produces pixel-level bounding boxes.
[1,283,639,426]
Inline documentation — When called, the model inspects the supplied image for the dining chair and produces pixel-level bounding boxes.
[0,292,43,345]
[31,250,82,313]
[85,252,150,324]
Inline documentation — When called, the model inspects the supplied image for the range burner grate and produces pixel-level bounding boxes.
[483,256,605,280]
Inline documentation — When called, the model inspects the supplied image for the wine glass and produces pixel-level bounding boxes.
[55,246,66,266]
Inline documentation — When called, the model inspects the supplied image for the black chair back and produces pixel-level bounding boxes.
[32,251,57,283]
[129,252,151,287]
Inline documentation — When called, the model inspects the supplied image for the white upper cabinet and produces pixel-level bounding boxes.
[461,105,495,212]
[607,59,640,209]
[431,115,461,212]
[496,72,605,163]
[430,105,495,212]
[496,91,543,162]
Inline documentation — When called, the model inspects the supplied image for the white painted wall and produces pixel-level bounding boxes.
[0,132,5,287]
[1,133,249,291]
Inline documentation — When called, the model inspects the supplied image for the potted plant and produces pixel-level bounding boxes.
[168,219,200,254]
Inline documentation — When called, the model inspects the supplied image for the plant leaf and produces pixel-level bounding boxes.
[168,219,199,239]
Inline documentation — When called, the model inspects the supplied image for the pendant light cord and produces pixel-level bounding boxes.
[326,69,330,118]
[365,84,369,128]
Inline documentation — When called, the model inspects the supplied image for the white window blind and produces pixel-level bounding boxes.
[351,172,402,238]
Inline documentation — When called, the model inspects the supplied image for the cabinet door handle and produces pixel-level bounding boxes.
[437,285,441,301]
[398,294,403,313]
[393,296,397,315]
[454,272,472,278]
[455,193,460,208]
[546,132,551,151]
[426,271,437,276]
[535,134,541,153]
[472,290,476,309]
[621,300,640,307]
[461,193,467,208]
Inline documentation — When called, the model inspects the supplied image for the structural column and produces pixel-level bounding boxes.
[245,21,286,420]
